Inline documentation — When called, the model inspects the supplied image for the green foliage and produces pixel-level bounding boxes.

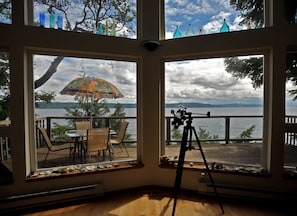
[0,0,12,22]
[51,123,73,142]
[171,127,183,142]
[0,51,10,120]
[230,0,264,28]
[224,57,263,89]
[197,127,219,143]
[237,125,255,143]
[35,91,56,108]
[110,103,126,132]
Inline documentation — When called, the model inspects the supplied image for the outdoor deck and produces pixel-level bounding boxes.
[36,142,297,169]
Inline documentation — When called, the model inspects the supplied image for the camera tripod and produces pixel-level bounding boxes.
[171,110,224,216]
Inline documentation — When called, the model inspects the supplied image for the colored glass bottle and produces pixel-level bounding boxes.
[173,25,182,38]
[185,23,194,36]
[198,26,203,35]
[98,22,103,35]
[105,20,109,35]
[112,20,116,36]
[49,13,55,29]
[39,13,45,27]
[57,15,63,30]
[220,19,230,32]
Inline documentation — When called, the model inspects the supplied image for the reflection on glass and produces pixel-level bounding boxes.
[33,0,137,39]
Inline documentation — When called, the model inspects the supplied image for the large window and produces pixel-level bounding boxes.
[165,0,264,39]
[163,55,265,171]
[33,0,137,39]
[33,54,137,170]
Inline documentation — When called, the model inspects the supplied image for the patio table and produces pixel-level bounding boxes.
[65,130,87,163]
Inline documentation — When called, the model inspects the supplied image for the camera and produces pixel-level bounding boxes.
[171,106,188,129]
[171,105,210,129]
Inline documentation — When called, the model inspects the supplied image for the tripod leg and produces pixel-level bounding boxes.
[172,126,188,216]
[192,126,225,214]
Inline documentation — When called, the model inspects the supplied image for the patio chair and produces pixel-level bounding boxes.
[37,126,73,167]
[110,121,129,157]
[75,121,92,130]
[86,127,112,161]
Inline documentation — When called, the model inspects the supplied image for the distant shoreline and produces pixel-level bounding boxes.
[36,102,265,109]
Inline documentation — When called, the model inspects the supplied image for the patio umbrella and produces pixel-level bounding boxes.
[60,76,123,99]
[60,76,124,124]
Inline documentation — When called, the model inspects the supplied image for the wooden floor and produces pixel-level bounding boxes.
[21,187,294,216]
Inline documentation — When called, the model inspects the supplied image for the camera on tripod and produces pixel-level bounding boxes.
[171,106,188,129]
[171,105,210,129]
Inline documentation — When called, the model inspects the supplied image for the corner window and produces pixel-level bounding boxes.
[33,54,137,170]
[165,0,264,39]
[163,55,265,173]
[33,0,137,39]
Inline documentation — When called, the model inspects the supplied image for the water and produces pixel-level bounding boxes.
[35,107,297,140]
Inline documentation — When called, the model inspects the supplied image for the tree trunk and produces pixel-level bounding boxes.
[34,56,65,89]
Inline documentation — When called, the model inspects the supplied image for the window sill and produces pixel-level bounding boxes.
[160,156,269,177]
[26,161,143,182]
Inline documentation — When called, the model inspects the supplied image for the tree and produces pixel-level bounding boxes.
[0,51,10,120]
[34,0,136,89]
[230,0,264,28]
[226,0,297,100]
[110,103,126,132]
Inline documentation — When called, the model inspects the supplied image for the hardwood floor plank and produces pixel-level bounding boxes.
[21,187,293,216]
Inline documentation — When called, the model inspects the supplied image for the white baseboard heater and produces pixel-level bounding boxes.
[0,183,104,212]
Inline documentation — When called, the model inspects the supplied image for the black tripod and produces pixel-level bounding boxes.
[171,108,224,216]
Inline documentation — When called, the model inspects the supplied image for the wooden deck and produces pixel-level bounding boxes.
[36,143,297,169]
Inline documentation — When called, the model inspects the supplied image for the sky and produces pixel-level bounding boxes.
[30,0,293,106]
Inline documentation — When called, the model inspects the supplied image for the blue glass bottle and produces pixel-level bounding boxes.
[220,19,230,33]
[57,15,63,30]
[185,24,194,37]
[98,23,103,35]
[39,13,45,27]
[49,13,55,29]
[173,26,182,38]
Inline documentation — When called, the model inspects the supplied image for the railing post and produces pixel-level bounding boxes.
[166,117,171,145]
[225,117,230,144]
[46,117,51,139]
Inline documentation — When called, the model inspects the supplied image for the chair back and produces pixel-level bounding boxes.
[87,127,110,152]
[38,126,53,150]
[75,121,91,130]
[115,122,129,142]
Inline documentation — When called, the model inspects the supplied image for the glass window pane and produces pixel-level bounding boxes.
[284,0,297,24]
[0,136,13,185]
[33,0,137,39]
[0,0,12,24]
[0,50,10,123]
[284,51,297,174]
[164,55,264,169]
[34,54,137,169]
[165,0,264,39]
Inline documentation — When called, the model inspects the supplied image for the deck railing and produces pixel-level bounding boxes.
[1,115,297,163]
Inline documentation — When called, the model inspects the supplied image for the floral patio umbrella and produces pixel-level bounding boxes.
[60,76,123,99]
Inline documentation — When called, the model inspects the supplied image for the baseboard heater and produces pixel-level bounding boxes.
[0,183,103,211]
